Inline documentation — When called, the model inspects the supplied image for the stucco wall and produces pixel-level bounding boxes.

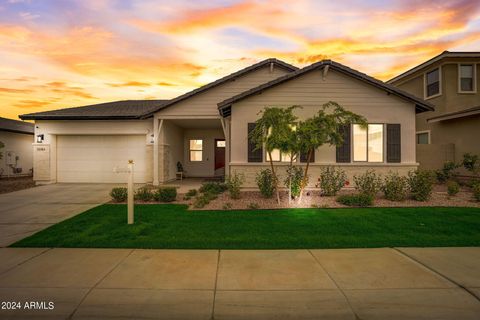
[155,65,291,117]
[183,128,224,177]
[230,68,417,165]
[0,131,33,176]
[161,120,184,181]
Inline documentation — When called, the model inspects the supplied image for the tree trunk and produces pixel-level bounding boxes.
[288,155,293,205]
[298,148,313,202]
[268,150,281,204]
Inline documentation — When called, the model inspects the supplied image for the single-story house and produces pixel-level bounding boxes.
[0,117,34,177]
[20,58,433,187]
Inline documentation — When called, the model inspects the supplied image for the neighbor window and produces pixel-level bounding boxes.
[189,139,203,161]
[459,64,475,92]
[353,124,384,162]
[266,149,291,162]
[416,132,429,144]
[425,68,440,98]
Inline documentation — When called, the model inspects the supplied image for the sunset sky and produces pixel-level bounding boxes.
[1,0,480,120]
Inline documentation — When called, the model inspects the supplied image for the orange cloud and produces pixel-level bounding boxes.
[107,81,151,87]
[0,87,33,93]
[157,81,175,86]
[13,99,51,109]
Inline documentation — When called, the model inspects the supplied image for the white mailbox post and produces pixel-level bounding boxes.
[113,160,135,224]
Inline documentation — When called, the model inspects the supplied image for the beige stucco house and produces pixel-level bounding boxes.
[388,51,480,171]
[20,58,433,187]
[0,117,34,177]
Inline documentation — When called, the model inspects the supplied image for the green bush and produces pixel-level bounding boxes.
[472,182,480,201]
[247,202,260,210]
[256,169,276,198]
[284,166,306,198]
[193,192,218,208]
[446,180,460,196]
[226,171,245,199]
[199,181,227,195]
[186,189,198,197]
[382,172,409,201]
[408,170,436,201]
[336,194,373,207]
[435,161,459,183]
[354,170,382,197]
[134,186,152,201]
[153,187,177,202]
[318,166,346,196]
[110,187,128,202]
[462,153,480,176]
[222,202,233,210]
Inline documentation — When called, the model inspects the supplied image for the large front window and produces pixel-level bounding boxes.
[353,124,384,162]
[425,68,440,98]
[189,139,203,161]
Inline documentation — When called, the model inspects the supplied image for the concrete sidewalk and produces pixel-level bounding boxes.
[0,247,479,319]
[0,184,114,247]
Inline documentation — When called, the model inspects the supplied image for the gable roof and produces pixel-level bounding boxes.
[387,51,480,84]
[0,117,34,134]
[217,59,434,116]
[139,58,298,118]
[19,100,168,120]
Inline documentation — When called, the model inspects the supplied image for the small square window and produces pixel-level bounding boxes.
[216,140,226,148]
[416,132,429,144]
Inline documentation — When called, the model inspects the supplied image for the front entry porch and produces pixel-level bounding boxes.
[152,117,229,185]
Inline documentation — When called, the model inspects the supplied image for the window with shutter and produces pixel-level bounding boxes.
[248,123,263,162]
[336,124,351,163]
[300,149,315,163]
[387,124,401,163]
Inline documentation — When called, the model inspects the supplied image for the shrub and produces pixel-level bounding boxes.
[153,187,177,202]
[256,169,276,198]
[318,166,346,196]
[226,171,245,199]
[472,182,480,201]
[354,170,382,197]
[446,180,460,196]
[408,170,436,201]
[134,186,152,201]
[199,181,227,195]
[110,187,127,202]
[186,189,198,197]
[247,202,260,210]
[382,172,409,201]
[284,166,306,198]
[222,202,233,210]
[337,194,373,207]
[435,161,459,183]
[462,153,480,176]
[193,192,218,208]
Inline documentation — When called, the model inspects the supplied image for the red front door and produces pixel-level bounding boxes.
[214,139,225,170]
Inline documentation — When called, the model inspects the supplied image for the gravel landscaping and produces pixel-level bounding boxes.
[0,176,35,194]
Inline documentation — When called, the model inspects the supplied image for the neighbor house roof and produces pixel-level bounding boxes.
[0,117,34,134]
[19,100,169,120]
[427,105,480,123]
[217,59,434,116]
[387,51,480,84]
[139,58,298,118]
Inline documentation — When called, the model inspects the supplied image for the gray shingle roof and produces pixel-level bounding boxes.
[0,117,34,134]
[217,60,434,116]
[19,100,169,120]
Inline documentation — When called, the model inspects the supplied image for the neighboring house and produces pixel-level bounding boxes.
[0,117,34,177]
[388,51,480,171]
[20,58,433,187]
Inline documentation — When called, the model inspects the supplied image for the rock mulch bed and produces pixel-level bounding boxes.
[0,176,36,194]
[182,184,480,210]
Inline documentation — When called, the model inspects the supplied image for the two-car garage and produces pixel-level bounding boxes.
[56,135,152,183]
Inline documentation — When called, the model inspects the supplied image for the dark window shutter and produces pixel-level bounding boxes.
[300,149,315,163]
[336,124,351,163]
[248,123,263,162]
[387,124,401,163]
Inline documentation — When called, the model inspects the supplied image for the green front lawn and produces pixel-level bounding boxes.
[11,205,480,249]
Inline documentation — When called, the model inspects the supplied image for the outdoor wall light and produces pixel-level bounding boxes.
[36,134,44,143]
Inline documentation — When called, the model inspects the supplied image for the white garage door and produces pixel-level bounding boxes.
[57,135,151,183]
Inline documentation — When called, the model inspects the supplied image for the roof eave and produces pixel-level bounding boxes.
[18,115,145,121]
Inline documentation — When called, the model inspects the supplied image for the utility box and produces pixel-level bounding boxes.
[6,151,16,165]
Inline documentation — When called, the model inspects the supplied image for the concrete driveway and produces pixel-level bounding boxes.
[0,184,114,247]
[0,247,479,319]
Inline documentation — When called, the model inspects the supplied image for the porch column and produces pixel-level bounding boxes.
[153,117,163,186]
[220,117,230,176]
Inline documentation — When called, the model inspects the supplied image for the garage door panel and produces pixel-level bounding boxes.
[57,135,151,183]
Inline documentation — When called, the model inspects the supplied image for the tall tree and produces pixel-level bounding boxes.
[296,101,367,201]
[249,106,298,204]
